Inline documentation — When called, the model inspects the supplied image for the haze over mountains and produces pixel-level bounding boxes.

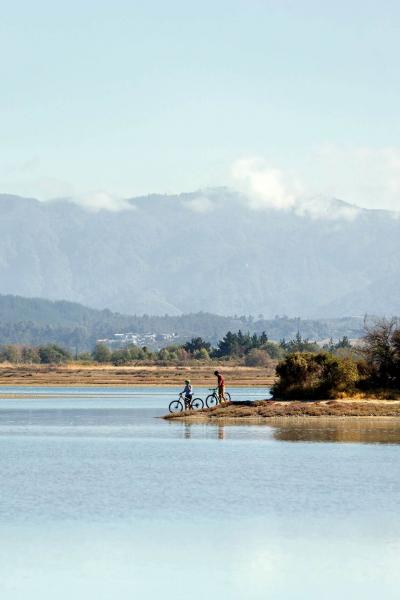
[0,189,399,318]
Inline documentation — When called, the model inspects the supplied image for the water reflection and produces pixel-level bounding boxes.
[181,422,225,440]
[272,418,400,444]
[176,416,400,444]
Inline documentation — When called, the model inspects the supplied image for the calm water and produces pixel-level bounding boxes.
[0,386,399,600]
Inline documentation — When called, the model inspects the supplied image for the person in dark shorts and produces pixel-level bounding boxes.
[181,379,193,409]
[214,370,226,403]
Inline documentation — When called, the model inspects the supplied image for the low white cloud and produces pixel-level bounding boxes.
[232,158,302,210]
[182,195,214,213]
[294,196,360,221]
[69,191,134,212]
[303,145,400,212]
[231,146,400,218]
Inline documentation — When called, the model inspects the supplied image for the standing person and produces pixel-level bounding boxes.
[214,370,226,404]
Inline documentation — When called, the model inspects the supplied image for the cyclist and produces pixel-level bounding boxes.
[214,370,226,403]
[180,379,193,409]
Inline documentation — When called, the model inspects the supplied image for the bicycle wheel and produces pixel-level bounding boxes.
[206,394,218,408]
[191,397,204,411]
[224,391,231,403]
[169,399,184,413]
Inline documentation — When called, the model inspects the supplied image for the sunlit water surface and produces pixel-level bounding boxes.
[0,386,399,599]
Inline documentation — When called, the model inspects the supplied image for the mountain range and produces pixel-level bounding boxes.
[0,189,399,317]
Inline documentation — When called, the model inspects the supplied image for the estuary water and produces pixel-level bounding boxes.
[0,386,399,599]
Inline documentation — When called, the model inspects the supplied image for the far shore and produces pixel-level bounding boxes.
[0,363,275,388]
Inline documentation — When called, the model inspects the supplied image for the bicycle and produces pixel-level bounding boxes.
[205,388,231,408]
[169,393,204,413]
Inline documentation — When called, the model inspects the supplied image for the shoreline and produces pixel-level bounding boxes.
[164,399,400,420]
[0,364,275,387]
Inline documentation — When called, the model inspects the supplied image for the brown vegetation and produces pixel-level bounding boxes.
[0,363,275,387]
[164,398,400,420]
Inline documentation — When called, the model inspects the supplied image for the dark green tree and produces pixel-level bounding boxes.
[92,343,112,363]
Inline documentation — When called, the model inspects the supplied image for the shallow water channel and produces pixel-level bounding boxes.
[0,386,399,599]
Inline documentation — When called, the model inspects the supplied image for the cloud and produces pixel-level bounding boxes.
[294,196,360,221]
[303,145,400,212]
[68,191,134,212]
[232,158,302,210]
[182,195,214,213]
[231,147,400,218]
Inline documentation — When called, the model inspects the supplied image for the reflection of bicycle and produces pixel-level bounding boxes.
[169,393,204,413]
[206,388,231,408]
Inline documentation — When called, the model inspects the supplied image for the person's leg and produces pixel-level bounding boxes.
[218,386,226,403]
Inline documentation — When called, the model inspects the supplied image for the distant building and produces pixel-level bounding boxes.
[96,332,178,350]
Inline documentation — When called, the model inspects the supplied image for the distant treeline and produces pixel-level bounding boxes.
[0,330,352,368]
[0,293,367,350]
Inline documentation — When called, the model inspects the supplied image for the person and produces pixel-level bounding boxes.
[214,370,226,403]
[180,379,193,409]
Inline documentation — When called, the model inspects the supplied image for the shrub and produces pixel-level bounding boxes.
[92,343,111,363]
[111,348,131,365]
[38,344,72,364]
[244,348,272,367]
[272,351,360,399]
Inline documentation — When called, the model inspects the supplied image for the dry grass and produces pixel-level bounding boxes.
[0,363,276,387]
[164,398,400,420]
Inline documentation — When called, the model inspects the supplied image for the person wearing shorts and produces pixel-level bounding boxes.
[214,370,226,403]
[181,379,193,409]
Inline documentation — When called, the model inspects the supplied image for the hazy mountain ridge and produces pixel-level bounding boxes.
[0,189,399,317]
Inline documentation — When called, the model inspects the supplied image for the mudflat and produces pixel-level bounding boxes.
[0,363,275,388]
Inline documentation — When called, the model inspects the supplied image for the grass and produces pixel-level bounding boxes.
[0,363,276,387]
[164,398,400,420]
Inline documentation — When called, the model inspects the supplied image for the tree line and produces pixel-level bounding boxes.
[0,329,353,368]
[0,293,365,350]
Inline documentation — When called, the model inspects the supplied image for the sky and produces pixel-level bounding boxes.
[1,0,400,210]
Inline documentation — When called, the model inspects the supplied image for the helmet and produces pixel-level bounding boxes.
[185,379,190,384]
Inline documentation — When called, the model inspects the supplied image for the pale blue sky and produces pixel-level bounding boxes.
[1,1,400,209]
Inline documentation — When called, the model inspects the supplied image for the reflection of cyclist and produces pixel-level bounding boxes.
[180,379,193,409]
[214,370,226,403]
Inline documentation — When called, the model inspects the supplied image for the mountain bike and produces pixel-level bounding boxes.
[205,388,231,408]
[169,393,204,413]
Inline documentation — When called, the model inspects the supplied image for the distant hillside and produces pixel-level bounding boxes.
[0,189,399,317]
[0,294,366,350]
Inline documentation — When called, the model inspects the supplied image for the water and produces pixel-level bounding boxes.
[0,386,399,599]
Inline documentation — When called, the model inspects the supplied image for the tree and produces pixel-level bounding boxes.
[194,347,210,361]
[363,319,400,386]
[281,332,319,353]
[262,341,285,360]
[244,348,273,367]
[38,344,71,364]
[92,343,111,363]
[183,337,211,354]
[0,345,21,363]
[21,346,40,364]
[111,348,134,365]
